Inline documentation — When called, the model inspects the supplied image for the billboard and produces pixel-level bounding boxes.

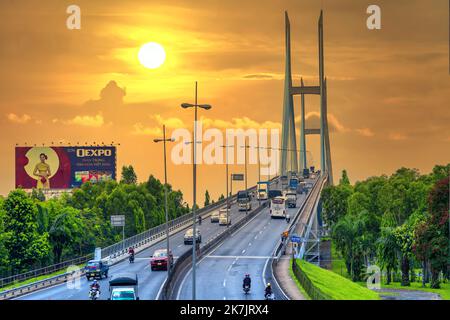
[15,146,117,189]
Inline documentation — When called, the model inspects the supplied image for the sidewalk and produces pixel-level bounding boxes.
[273,242,306,300]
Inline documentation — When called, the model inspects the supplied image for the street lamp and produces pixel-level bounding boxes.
[221,145,234,223]
[153,125,175,278]
[181,81,212,300]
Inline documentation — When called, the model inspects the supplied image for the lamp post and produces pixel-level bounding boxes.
[221,145,234,223]
[181,81,212,300]
[153,125,175,277]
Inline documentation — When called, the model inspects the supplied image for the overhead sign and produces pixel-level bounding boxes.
[291,234,302,243]
[231,174,244,181]
[15,146,117,189]
[110,215,125,227]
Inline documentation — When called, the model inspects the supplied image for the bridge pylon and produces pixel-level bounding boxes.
[280,11,333,185]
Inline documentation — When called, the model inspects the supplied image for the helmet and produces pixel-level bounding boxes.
[93,280,97,284]
[245,273,250,277]
[267,283,271,287]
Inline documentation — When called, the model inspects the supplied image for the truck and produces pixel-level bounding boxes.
[109,273,139,300]
[237,190,252,211]
[256,182,269,200]
[302,168,310,179]
[285,192,297,208]
[289,178,299,191]
[85,259,109,280]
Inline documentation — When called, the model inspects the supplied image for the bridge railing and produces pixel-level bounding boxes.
[273,175,324,262]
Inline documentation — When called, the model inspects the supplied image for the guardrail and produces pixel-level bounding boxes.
[0,179,274,299]
[273,175,323,262]
[159,180,279,300]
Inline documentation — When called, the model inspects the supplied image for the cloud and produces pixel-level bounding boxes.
[100,80,126,105]
[298,112,349,133]
[132,123,163,136]
[242,73,276,80]
[200,116,281,130]
[7,113,31,124]
[65,114,104,128]
[389,133,408,141]
[151,114,185,129]
[355,128,375,137]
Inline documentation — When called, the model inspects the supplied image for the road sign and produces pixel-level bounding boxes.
[110,215,125,227]
[231,174,244,181]
[291,235,302,243]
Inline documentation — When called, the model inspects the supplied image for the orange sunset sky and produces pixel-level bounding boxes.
[0,0,449,204]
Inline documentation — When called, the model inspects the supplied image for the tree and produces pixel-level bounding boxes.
[321,184,353,226]
[3,190,50,273]
[121,165,137,184]
[413,177,449,288]
[204,190,211,207]
[48,207,84,263]
[377,227,398,284]
[339,170,350,185]
[218,194,225,201]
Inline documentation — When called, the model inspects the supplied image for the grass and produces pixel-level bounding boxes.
[355,280,450,300]
[297,259,380,300]
[330,241,350,279]
[0,263,85,292]
[288,261,311,300]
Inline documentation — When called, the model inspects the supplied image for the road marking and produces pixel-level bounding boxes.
[242,249,246,254]
[206,255,273,259]
[223,279,226,287]
[248,243,252,246]
[254,236,258,239]
[155,277,168,300]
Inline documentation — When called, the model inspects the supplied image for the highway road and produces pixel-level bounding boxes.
[16,190,266,300]
[176,179,313,300]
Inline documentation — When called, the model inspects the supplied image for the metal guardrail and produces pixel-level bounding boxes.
[298,176,327,259]
[273,176,322,262]
[159,200,270,300]
[0,179,272,299]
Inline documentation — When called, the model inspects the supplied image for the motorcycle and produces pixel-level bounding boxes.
[243,285,250,294]
[265,293,275,300]
[129,253,135,263]
[89,288,100,300]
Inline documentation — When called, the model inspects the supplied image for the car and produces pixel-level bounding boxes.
[184,228,202,245]
[85,259,109,280]
[210,210,220,223]
[150,249,174,271]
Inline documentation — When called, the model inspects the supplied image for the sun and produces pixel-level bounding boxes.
[138,42,166,69]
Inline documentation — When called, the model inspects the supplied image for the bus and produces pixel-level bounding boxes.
[270,196,286,219]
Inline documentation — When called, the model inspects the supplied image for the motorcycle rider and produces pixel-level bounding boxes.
[243,273,251,291]
[128,246,135,263]
[90,280,100,298]
[264,283,273,299]
[198,215,202,225]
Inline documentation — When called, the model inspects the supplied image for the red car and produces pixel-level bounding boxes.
[150,249,173,271]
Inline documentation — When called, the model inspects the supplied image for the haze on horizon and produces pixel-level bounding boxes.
[0,0,449,204]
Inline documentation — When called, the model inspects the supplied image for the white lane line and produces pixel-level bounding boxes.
[248,243,252,246]
[254,236,258,240]
[207,255,272,259]
[155,277,168,300]
[227,264,232,272]
[223,279,227,287]
[242,249,246,254]
[223,297,226,300]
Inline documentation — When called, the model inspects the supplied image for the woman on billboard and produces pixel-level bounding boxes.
[33,153,52,189]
